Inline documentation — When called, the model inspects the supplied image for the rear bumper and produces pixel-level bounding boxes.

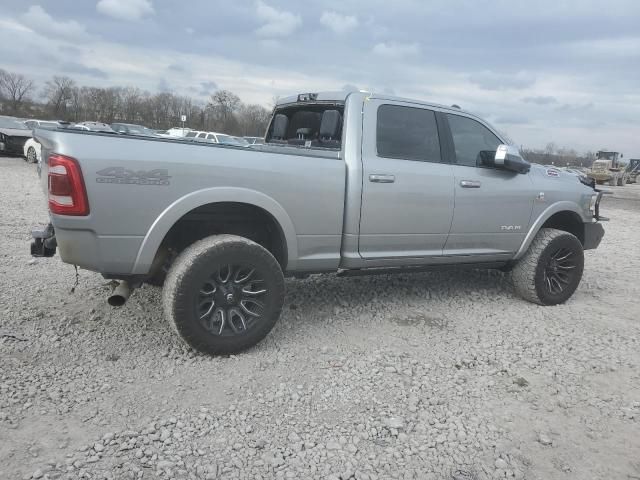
[583,222,604,250]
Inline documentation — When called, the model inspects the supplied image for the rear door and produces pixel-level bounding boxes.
[358,100,455,261]
[443,113,534,257]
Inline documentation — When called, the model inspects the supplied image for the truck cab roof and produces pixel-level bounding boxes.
[276,90,481,120]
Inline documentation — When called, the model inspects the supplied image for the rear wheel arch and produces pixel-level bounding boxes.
[132,188,297,276]
[157,201,288,270]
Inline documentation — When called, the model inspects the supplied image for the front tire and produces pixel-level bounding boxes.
[162,235,285,355]
[26,147,37,164]
[511,228,584,305]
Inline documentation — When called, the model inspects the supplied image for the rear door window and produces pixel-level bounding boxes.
[447,114,501,167]
[376,105,441,162]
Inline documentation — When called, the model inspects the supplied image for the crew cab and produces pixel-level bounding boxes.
[31,91,605,355]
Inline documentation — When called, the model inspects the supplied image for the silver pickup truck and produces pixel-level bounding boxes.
[31,91,605,355]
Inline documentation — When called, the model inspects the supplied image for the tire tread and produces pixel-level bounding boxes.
[162,234,285,354]
[511,228,580,305]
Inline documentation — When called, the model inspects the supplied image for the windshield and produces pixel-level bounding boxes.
[185,131,198,138]
[39,122,59,129]
[0,117,29,130]
[597,152,615,160]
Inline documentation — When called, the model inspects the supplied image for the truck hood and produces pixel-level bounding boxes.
[529,163,595,190]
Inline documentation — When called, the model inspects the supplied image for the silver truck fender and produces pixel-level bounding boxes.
[131,187,299,275]
[513,201,587,260]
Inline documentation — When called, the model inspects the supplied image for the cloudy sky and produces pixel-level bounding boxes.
[1,0,638,156]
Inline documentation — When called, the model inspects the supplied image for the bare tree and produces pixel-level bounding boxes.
[208,90,241,131]
[0,70,35,115]
[44,76,76,119]
[237,103,271,136]
[120,87,143,123]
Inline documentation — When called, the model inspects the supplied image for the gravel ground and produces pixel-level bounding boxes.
[1,156,639,480]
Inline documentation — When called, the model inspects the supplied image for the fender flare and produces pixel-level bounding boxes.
[513,201,587,260]
[131,187,298,274]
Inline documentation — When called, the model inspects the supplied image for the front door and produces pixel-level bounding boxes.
[358,100,454,262]
[443,113,534,257]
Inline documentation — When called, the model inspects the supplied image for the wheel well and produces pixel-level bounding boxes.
[541,211,585,245]
[155,202,287,271]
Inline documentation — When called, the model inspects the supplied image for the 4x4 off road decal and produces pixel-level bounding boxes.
[96,167,171,186]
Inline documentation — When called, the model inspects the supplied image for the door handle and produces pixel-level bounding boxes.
[460,180,481,188]
[369,174,395,183]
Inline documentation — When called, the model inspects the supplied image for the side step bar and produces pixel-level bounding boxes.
[337,262,508,277]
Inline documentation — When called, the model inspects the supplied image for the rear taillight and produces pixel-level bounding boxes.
[48,154,89,216]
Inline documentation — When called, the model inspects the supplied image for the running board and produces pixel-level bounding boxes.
[337,262,508,277]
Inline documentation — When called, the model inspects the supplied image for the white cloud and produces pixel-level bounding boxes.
[21,5,89,40]
[320,11,358,34]
[372,41,420,58]
[96,0,154,21]
[469,71,536,91]
[255,1,301,37]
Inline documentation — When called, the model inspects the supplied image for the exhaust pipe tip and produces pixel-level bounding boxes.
[107,281,132,307]
[107,294,127,307]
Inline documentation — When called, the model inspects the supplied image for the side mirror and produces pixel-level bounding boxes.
[494,144,530,174]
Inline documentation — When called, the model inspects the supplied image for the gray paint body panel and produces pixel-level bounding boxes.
[34,92,601,277]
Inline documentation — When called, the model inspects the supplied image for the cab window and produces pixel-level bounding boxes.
[376,105,441,163]
[447,114,501,167]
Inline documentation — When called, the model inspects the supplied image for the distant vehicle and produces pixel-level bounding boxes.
[23,119,61,130]
[185,131,244,146]
[111,123,158,137]
[23,137,42,163]
[162,127,193,138]
[0,116,31,157]
[627,159,640,184]
[588,151,628,186]
[217,135,247,146]
[72,122,116,133]
[233,136,250,146]
[244,136,265,145]
[20,120,61,163]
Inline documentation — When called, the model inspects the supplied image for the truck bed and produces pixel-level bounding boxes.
[35,129,346,275]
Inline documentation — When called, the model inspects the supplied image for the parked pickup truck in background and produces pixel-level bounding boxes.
[31,91,605,355]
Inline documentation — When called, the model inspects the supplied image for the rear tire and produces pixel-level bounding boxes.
[511,228,584,305]
[162,234,285,355]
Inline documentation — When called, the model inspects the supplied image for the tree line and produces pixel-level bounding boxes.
[0,69,271,136]
[520,143,596,168]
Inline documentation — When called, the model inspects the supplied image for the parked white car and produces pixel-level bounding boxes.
[185,130,246,146]
[23,137,41,163]
[22,120,60,163]
[23,119,60,130]
[160,127,193,137]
